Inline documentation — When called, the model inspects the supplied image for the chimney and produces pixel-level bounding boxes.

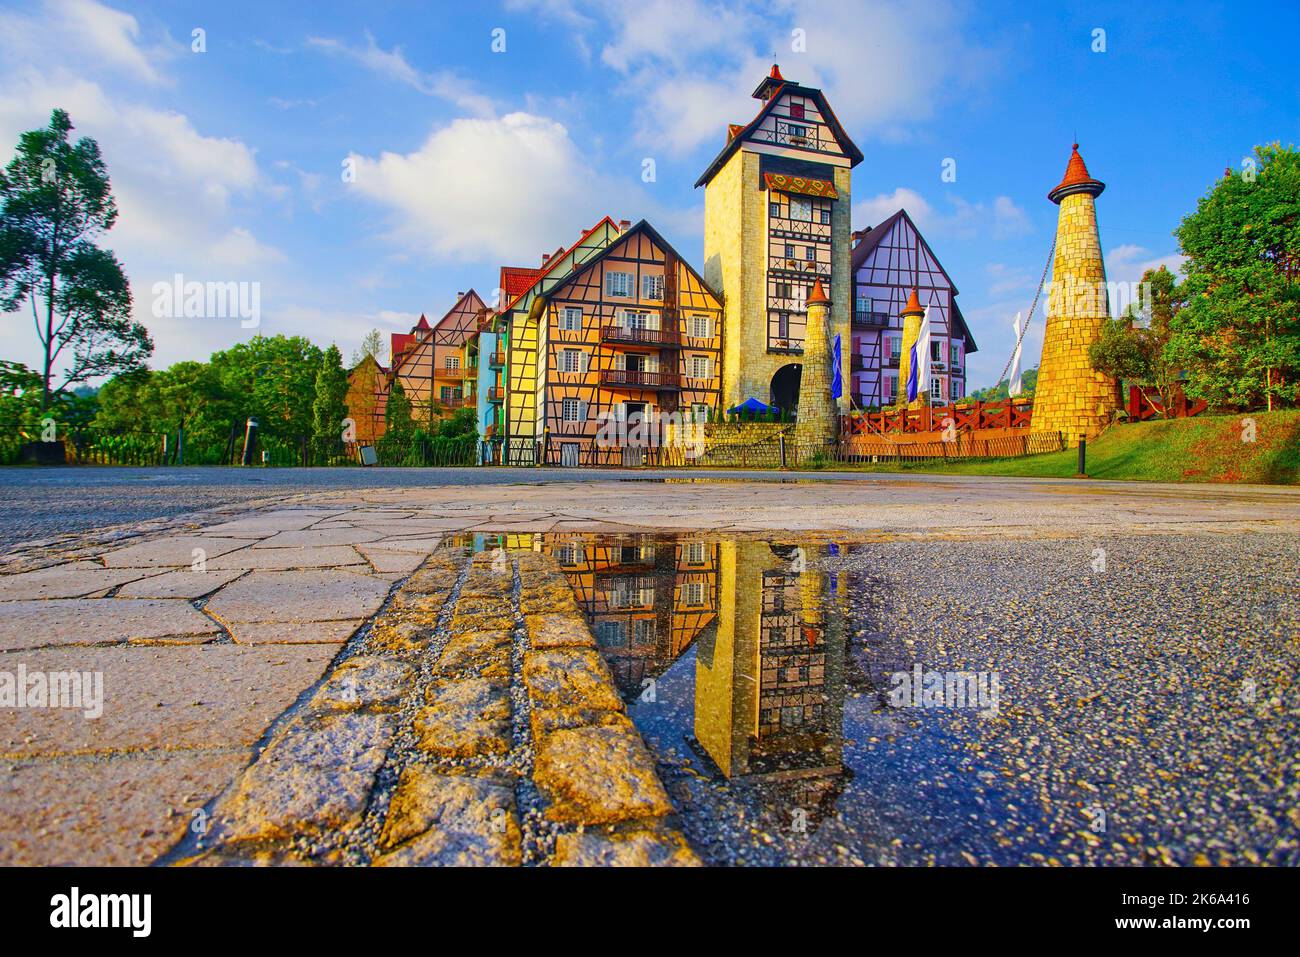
[618,219,631,233]
[542,252,551,267]
[456,291,464,298]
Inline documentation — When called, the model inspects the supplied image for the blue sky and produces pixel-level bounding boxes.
[1,0,1296,390]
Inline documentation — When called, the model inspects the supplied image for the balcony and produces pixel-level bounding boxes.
[487,386,505,403]
[600,325,680,349]
[767,339,803,355]
[489,351,506,369]
[850,354,868,372]
[599,369,679,391]
[852,311,889,329]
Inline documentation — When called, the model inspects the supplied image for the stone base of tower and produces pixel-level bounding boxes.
[1030,366,1118,447]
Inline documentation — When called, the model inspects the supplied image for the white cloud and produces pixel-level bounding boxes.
[307,32,495,117]
[0,0,178,85]
[346,112,604,262]
[853,187,1030,241]
[520,0,998,156]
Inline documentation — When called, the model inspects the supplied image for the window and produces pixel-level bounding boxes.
[775,282,792,300]
[562,397,584,422]
[931,340,943,363]
[805,246,815,261]
[819,207,831,224]
[770,201,781,218]
[691,402,710,423]
[931,377,943,401]
[855,296,870,315]
[623,309,654,330]
[440,386,455,403]
[595,619,625,646]
[560,307,582,331]
[561,349,585,373]
[777,312,790,338]
[784,243,795,259]
[789,100,805,119]
[685,541,706,564]
[683,581,706,606]
[884,375,896,398]
[642,274,664,301]
[445,355,460,370]
[605,271,634,297]
[952,379,964,400]
[690,356,711,379]
[558,543,585,566]
[789,197,812,221]
[690,315,711,338]
[889,337,902,362]
[788,124,808,142]
[950,342,962,367]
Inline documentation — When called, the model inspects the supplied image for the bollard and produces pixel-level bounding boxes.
[1076,435,1087,477]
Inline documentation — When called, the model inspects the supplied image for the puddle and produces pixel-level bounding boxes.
[455,530,1060,866]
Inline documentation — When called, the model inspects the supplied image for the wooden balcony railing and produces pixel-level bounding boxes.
[599,369,680,390]
[600,325,680,348]
[487,386,505,402]
[489,351,506,368]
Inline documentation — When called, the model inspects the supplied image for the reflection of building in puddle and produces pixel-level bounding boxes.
[695,542,849,827]
[470,532,850,829]
[546,536,718,695]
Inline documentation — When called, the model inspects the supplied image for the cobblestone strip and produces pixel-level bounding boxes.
[515,548,700,867]
[166,543,698,866]
[166,548,468,865]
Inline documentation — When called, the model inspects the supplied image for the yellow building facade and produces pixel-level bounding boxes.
[698,66,862,413]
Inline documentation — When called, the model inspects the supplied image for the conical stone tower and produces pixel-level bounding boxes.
[896,288,925,409]
[1032,144,1117,446]
[794,279,837,459]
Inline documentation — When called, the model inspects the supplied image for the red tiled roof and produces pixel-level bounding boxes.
[500,266,543,299]
[502,217,619,312]
[390,332,415,370]
[1048,143,1105,202]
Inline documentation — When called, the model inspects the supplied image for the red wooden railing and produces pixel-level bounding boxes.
[841,398,1034,436]
[1126,385,1207,422]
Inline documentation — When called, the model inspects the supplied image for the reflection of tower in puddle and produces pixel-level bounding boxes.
[548,534,719,697]
[695,541,848,827]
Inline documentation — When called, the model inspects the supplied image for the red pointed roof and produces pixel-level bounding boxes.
[769,63,784,80]
[900,288,924,317]
[414,313,431,331]
[806,278,830,305]
[1048,143,1105,203]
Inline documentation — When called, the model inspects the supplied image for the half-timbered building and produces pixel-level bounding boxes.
[389,290,486,425]
[500,217,624,465]
[698,64,863,412]
[849,209,978,407]
[535,220,724,467]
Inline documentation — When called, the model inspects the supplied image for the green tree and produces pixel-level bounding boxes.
[312,344,349,448]
[0,109,152,409]
[385,377,414,437]
[210,335,323,436]
[1166,143,1300,410]
[351,328,386,367]
[1090,265,1186,412]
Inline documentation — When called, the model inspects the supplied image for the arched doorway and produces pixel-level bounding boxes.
[770,364,802,413]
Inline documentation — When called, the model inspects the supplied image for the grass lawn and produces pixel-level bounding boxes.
[824,410,1300,484]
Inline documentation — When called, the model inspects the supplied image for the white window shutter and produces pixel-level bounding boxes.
[580,351,589,373]
[578,400,587,421]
